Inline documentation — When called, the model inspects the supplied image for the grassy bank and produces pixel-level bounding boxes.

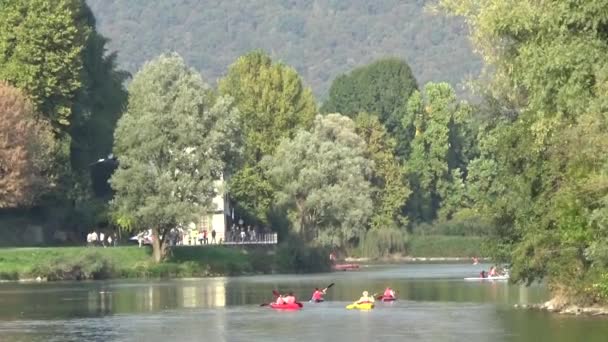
[0,243,330,281]
[407,235,484,257]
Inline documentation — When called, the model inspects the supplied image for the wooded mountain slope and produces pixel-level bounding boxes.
[86,0,481,98]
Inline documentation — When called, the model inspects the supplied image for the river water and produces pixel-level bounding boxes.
[0,263,606,341]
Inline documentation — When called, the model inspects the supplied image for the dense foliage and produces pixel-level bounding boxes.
[0,0,128,240]
[440,0,608,304]
[405,82,475,223]
[264,114,373,247]
[220,51,316,224]
[111,54,241,261]
[0,83,58,208]
[0,0,89,130]
[86,0,481,98]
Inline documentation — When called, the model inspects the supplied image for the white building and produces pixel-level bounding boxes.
[181,175,230,245]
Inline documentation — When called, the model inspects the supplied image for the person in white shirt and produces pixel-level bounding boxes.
[91,231,98,246]
[100,232,105,247]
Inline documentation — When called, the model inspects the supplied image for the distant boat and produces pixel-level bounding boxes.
[464,274,509,281]
[332,263,360,271]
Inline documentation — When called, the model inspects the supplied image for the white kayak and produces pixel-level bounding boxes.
[464,275,509,281]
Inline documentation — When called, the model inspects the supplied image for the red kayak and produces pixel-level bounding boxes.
[381,296,396,302]
[270,302,303,310]
[332,263,360,271]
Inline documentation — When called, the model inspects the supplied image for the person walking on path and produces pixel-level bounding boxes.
[211,229,216,244]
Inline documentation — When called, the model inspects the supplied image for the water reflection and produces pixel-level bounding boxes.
[1,264,607,342]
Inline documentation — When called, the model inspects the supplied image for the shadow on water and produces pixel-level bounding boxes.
[0,263,606,342]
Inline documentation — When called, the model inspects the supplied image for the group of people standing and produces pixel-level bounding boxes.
[227,224,264,243]
[86,231,117,247]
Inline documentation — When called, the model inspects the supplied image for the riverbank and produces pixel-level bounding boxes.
[0,246,285,281]
[515,298,608,316]
[0,236,484,282]
[346,235,485,262]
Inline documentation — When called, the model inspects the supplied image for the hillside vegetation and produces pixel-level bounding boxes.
[86,0,481,97]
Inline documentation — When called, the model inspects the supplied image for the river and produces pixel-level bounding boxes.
[0,263,606,341]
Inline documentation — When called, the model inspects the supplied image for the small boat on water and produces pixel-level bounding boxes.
[332,263,360,271]
[346,302,374,310]
[464,275,509,281]
[270,302,303,310]
[380,296,396,302]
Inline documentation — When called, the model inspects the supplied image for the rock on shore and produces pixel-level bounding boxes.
[514,298,608,316]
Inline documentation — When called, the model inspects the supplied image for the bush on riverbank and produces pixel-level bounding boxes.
[274,238,331,273]
[358,228,408,258]
[0,243,329,281]
[407,235,484,257]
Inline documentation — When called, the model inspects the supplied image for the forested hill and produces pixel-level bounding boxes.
[86,0,481,98]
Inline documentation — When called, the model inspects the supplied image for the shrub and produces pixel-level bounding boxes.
[274,237,330,273]
[359,228,408,258]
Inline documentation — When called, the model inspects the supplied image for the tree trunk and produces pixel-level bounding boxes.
[151,227,164,263]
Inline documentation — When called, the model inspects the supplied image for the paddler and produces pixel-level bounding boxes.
[383,287,395,299]
[283,292,297,304]
[355,291,375,304]
[311,287,327,302]
[275,295,285,305]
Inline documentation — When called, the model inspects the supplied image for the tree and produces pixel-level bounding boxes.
[263,114,373,247]
[0,0,89,130]
[70,3,129,173]
[355,113,410,229]
[219,50,316,162]
[111,54,241,262]
[219,50,317,223]
[405,82,474,223]
[321,58,418,158]
[0,82,58,208]
[354,113,411,257]
[439,0,608,303]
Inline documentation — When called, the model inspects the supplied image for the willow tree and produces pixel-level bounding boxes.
[111,54,241,261]
[264,114,373,247]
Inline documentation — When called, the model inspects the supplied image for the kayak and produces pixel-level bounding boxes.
[332,263,360,271]
[464,275,509,281]
[270,302,303,310]
[310,299,324,303]
[346,302,374,310]
[380,296,396,302]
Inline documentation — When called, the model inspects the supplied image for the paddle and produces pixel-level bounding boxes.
[310,283,335,302]
[260,289,283,307]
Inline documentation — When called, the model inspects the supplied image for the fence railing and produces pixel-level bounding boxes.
[223,233,278,245]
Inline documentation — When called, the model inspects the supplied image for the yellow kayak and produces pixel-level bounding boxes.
[346,302,374,310]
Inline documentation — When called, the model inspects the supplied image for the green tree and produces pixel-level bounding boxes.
[0,0,89,130]
[321,58,418,157]
[439,0,608,303]
[219,50,316,162]
[355,113,410,229]
[111,54,241,261]
[263,114,373,247]
[219,51,316,223]
[70,4,129,173]
[405,82,474,224]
